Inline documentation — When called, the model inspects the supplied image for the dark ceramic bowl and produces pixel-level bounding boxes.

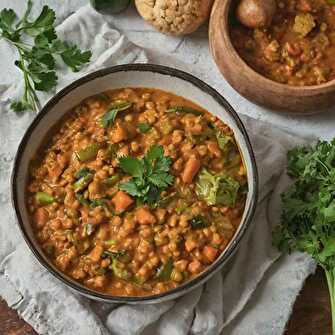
[11,64,258,304]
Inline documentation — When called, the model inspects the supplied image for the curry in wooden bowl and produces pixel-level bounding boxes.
[209,0,335,113]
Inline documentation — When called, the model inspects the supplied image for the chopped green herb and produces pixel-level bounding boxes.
[102,250,127,259]
[155,258,173,281]
[216,130,234,153]
[90,198,109,208]
[190,215,210,230]
[100,100,132,128]
[155,192,177,208]
[104,175,120,186]
[75,193,89,206]
[75,144,100,162]
[74,167,95,179]
[196,168,240,207]
[167,106,203,116]
[73,173,94,192]
[35,191,54,205]
[119,145,174,205]
[138,123,152,133]
[96,267,107,275]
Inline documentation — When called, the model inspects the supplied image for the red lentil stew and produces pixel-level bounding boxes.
[231,0,335,86]
[27,88,247,296]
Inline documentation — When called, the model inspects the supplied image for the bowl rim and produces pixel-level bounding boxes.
[214,0,335,94]
[11,63,258,303]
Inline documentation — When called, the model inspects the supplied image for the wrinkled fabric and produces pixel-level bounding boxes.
[0,5,316,335]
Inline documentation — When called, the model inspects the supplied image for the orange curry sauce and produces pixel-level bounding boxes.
[27,88,247,296]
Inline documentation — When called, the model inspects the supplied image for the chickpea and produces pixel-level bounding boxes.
[171,269,183,282]
[125,114,133,122]
[131,141,140,153]
[145,101,155,110]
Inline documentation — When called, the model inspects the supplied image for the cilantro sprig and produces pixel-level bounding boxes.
[0,0,92,112]
[273,140,335,333]
[118,145,174,205]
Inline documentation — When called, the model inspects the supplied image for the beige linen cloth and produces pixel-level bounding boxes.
[0,6,316,335]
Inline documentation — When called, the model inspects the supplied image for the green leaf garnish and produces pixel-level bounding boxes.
[100,100,132,128]
[74,167,95,179]
[190,215,211,230]
[155,258,173,281]
[167,106,203,116]
[138,123,152,133]
[118,145,174,205]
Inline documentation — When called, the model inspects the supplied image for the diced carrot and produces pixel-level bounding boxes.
[88,245,104,262]
[135,207,157,225]
[203,245,219,262]
[188,259,202,274]
[112,191,134,213]
[185,239,197,252]
[34,208,49,229]
[111,123,128,143]
[182,157,201,184]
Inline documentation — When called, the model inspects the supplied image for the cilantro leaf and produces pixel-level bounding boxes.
[167,106,203,116]
[119,157,144,178]
[100,100,132,128]
[59,43,92,72]
[22,5,56,36]
[0,9,17,32]
[0,2,92,112]
[138,123,152,133]
[119,145,174,204]
[190,216,210,230]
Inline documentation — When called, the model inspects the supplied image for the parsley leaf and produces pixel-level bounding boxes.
[190,216,210,230]
[167,106,203,116]
[138,123,152,133]
[100,100,132,128]
[273,139,335,332]
[0,1,92,112]
[119,145,174,204]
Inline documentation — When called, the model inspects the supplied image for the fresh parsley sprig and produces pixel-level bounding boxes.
[273,139,335,333]
[0,0,92,112]
[118,145,174,205]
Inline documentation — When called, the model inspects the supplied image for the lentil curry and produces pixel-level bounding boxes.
[27,88,247,296]
[231,0,335,86]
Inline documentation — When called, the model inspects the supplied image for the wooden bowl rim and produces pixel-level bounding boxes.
[212,0,335,95]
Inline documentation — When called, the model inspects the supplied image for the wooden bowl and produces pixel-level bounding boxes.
[209,0,335,114]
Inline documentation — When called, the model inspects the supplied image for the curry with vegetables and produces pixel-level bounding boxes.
[27,88,247,296]
[232,0,335,86]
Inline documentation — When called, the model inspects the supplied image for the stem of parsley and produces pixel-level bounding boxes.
[325,268,335,334]
[17,48,40,111]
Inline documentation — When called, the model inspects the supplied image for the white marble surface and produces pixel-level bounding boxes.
[0,1,335,139]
